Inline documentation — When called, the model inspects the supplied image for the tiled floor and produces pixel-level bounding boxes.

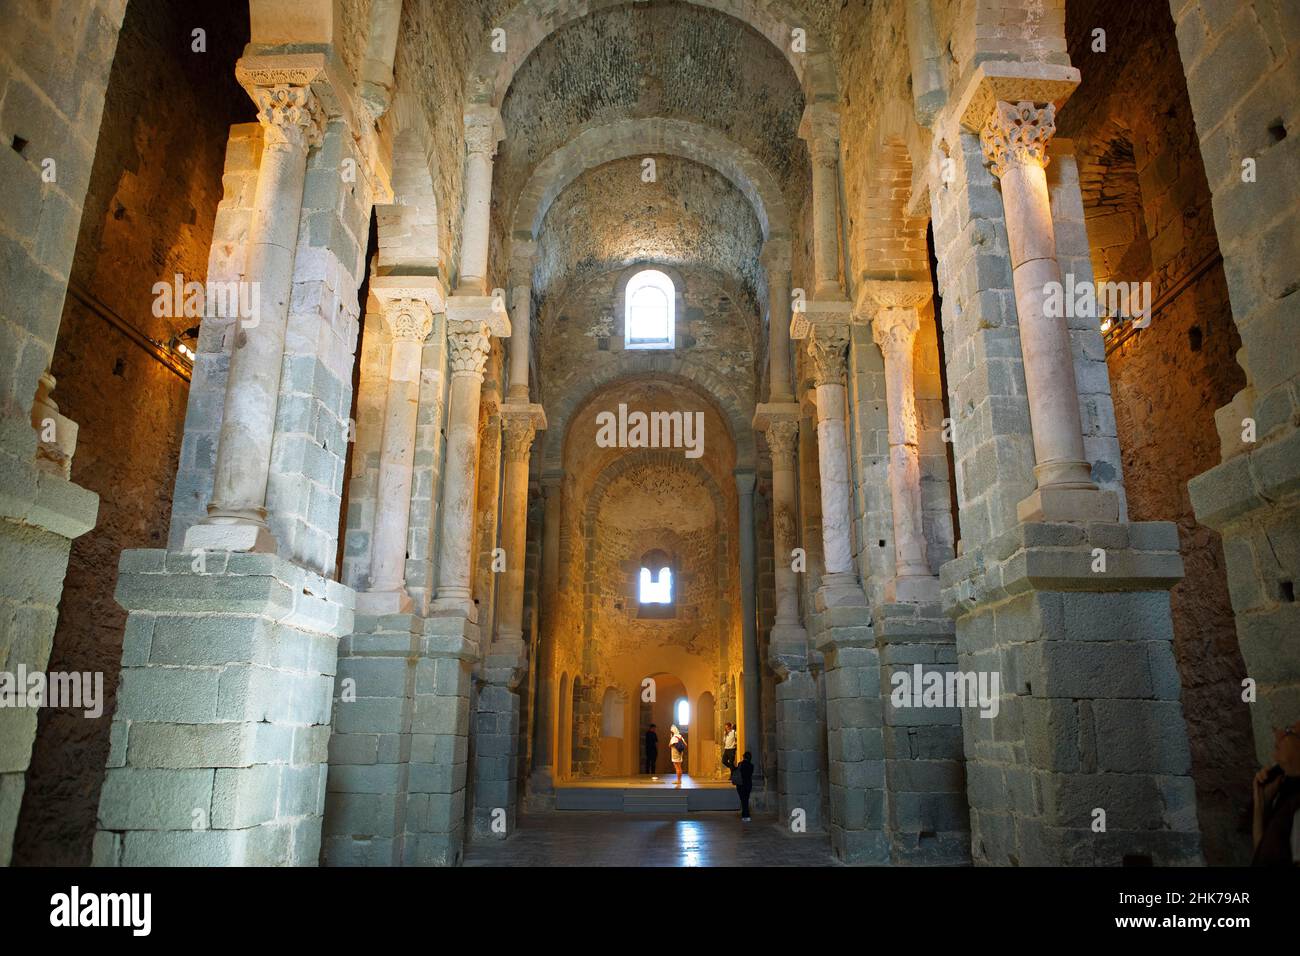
[463,813,838,867]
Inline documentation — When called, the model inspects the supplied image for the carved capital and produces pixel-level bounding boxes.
[806,324,849,387]
[871,307,920,360]
[980,100,1055,179]
[447,320,492,379]
[384,298,435,343]
[501,415,537,462]
[760,238,792,274]
[251,84,325,152]
[464,106,504,159]
[764,417,800,466]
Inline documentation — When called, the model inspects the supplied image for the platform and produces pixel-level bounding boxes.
[554,774,740,812]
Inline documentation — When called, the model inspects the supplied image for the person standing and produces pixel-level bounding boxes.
[734,750,754,822]
[722,721,738,772]
[644,723,659,775]
[669,724,686,786]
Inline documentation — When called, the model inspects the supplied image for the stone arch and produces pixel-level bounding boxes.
[377,93,442,272]
[545,368,756,472]
[509,118,791,244]
[1074,117,1154,290]
[468,0,837,108]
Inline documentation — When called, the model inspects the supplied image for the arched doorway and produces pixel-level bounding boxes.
[637,672,689,776]
[556,672,571,780]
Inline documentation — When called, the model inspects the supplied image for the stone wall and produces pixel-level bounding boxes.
[13,0,251,866]
[1061,0,1254,864]
[1173,0,1300,778]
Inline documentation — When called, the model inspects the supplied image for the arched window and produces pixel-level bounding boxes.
[624,268,675,349]
[637,548,673,605]
[675,698,690,728]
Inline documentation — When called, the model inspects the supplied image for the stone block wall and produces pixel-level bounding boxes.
[324,612,474,866]
[0,0,126,867]
[876,605,970,864]
[15,0,251,865]
[942,521,1202,865]
[1173,0,1300,766]
[94,551,351,866]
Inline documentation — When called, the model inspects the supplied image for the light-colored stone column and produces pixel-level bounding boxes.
[800,104,845,299]
[430,301,509,621]
[791,311,866,608]
[761,240,794,402]
[357,280,443,613]
[975,99,1117,525]
[458,106,504,296]
[735,470,762,772]
[862,279,938,604]
[495,408,545,651]
[753,408,803,642]
[187,78,325,553]
[507,243,535,403]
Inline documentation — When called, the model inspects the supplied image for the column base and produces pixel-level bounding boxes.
[96,550,352,867]
[940,520,1203,866]
[429,593,478,624]
[815,571,869,612]
[525,767,556,811]
[183,519,278,554]
[1017,485,1119,524]
[354,588,413,615]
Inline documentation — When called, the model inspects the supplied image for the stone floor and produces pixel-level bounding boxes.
[463,813,838,867]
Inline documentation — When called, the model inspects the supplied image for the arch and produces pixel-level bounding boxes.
[697,691,716,741]
[600,686,625,738]
[509,118,791,243]
[546,368,756,471]
[467,0,837,109]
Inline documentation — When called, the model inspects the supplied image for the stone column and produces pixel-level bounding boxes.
[457,107,503,296]
[528,472,562,804]
[754,408,821,826]
[735,471,763,775]
[791,312,865,609]
[800,105,845,299]
[976,99,1117,525]
[862,280,939,604]
[186,80,325,553]
[791,313,884,863]
[358,281,443,614]
[761,240,794,402]
[475,402,545,838]
[429,304,509,620]
[507,244,535,403]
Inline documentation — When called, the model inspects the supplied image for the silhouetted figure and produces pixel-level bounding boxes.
[722,721,737,772]
[1252,718,1300,866]
[735,750,754,821]
[644,723,658,775]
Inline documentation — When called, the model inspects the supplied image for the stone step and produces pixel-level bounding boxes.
[553,786,739,813]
